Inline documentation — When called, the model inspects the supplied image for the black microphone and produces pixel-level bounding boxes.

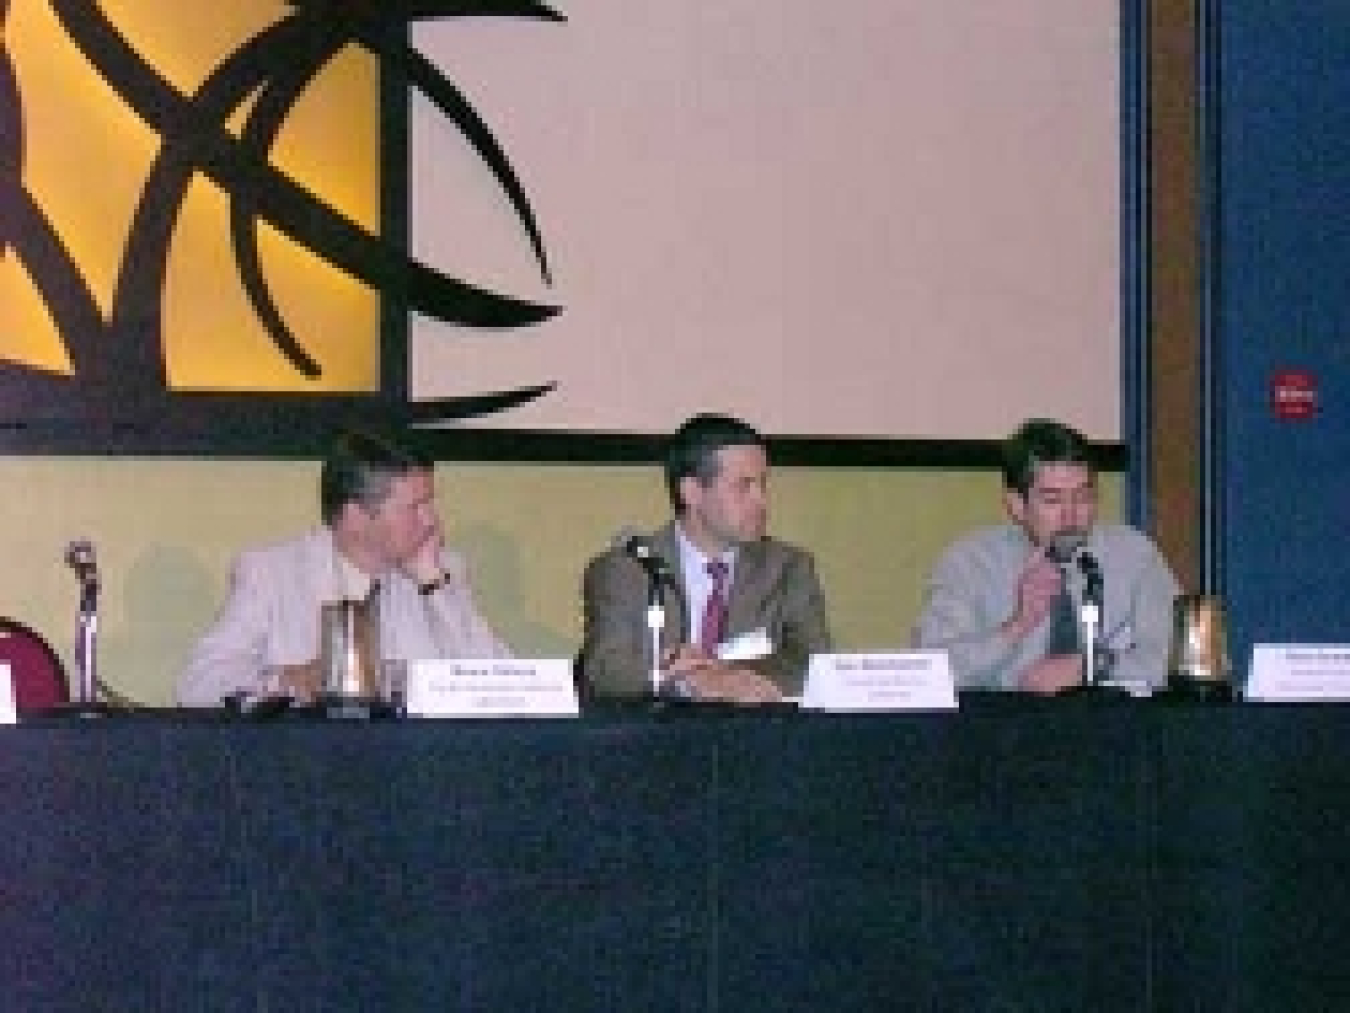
[1079,551,1103,604]
[1045,530,1087,566]
[65,538,99,586]
[613,529,675,584]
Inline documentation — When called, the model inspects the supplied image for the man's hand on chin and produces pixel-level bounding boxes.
[403,526,445,586]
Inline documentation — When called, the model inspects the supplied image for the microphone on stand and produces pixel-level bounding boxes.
[65,538,100,708]
[1078,551,1109,683]
[66,539,98,589]
[1079,552,1103,605]
[1043,531,1107,687]
[1046,530,1087,566]
[614,529,676,585]
[612,529,680,696]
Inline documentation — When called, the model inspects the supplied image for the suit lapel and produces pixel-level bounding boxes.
[650,525,775,648]
[726,539,770,636]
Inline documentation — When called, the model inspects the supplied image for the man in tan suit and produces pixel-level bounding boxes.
[177,430,508,707]
[581,414,830,703]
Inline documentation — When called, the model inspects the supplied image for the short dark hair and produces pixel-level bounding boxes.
[1001,419,1094,496]
[320,429,432,525]
[664,414,765,513]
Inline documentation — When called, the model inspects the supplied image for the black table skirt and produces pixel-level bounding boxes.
[1,696,1347,1011]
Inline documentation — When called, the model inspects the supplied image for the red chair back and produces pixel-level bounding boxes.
[0,618,69,711]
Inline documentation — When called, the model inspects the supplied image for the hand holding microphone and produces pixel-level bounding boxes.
[1005,530,1085,640]
[1010,549,1068,633]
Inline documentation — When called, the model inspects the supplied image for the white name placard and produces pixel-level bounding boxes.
[405,658,580,718]
[717,627,773,663]
[0,662,15,725]
[1246,644,1350,702]
[802,651,957,712]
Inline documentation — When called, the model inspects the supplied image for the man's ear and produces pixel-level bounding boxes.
[678,475,702,511]
[335,499,372,532]
[1002,488,1027,525]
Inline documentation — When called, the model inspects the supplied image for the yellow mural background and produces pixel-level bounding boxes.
[2,0,380,390]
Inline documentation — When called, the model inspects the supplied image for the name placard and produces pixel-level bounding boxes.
[406,659,580,718]
[0,662,14,725]
[717,627,773,663]
[1246,644,1350,702]
[802,651,957,712]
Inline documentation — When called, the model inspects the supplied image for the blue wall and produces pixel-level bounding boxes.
[1216,2,1350,670]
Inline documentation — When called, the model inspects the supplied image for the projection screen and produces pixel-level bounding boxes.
[409,1,1122,441]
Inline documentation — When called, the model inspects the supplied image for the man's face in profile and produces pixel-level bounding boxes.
[682,443,770,551]
[359,469,439,570]
[1004,461,1097,548]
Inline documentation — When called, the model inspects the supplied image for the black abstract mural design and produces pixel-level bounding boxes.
[0,0,564,452]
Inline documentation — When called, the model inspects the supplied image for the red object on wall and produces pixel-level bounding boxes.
[1270,369,1318,420]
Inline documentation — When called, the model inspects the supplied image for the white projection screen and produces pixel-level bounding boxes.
[409,1,1122,442]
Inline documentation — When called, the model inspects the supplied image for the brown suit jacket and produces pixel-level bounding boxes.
[581,522,831,698]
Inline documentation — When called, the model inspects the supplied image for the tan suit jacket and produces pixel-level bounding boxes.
[581,522,831,698]
[177,527,508,706]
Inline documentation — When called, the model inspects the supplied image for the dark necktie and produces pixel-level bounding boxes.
[1045,584,1081,657]
[700,559,729,653]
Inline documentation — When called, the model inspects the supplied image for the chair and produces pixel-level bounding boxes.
[572,650,592,707]
[0,616,70,711]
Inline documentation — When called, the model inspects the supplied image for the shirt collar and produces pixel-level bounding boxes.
[675,522,737,580]
[327,529,379,601]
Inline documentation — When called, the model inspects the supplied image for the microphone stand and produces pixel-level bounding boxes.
[74,572,102,713]
[1079,557,1108,688]
[76,574,97,704]
[619,534,679,697]
[1080,590,1100,687]
[58,571,113,717]
[644,576,665,697]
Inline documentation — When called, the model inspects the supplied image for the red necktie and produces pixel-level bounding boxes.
[700,559,729,653]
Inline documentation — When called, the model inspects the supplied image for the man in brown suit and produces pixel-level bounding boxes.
[581,414,830,703]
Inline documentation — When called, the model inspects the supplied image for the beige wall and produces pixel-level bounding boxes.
[0,460,1119,705]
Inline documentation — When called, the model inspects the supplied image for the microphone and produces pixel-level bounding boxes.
[614,529,675,584]
[65,538,101,707]
[1045,531,1110,687]
[1045,530,1087,566]
[1079,551,1103,604]
[66,538,99,586]
[1078,551,1102,581]
[613,529,679,695]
